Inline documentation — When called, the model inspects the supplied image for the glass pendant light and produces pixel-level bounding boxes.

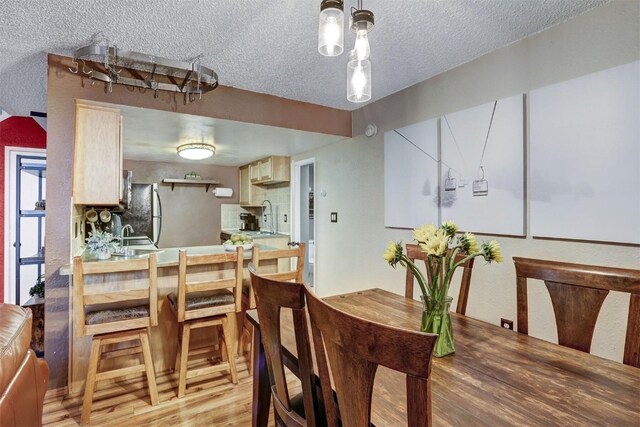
[318,0,344,57]
[347,52,371,102]
[347,2,374,102]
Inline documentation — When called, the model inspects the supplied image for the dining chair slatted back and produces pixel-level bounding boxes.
[249,265,320,427]
[404,243,475,315]
[72,253,160,424]
[305,287,438,427]
[168,247,244,397]
[513,257,640,367]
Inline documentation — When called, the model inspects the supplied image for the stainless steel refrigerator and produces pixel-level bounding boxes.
[121,183,162,245]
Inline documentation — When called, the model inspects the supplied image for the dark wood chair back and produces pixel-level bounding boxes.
[513,257,640,367]
[305,287,438,427]
[73,253,158,337]
[249,264,319,427]
[404,243,475,314]
[248,243,306,309]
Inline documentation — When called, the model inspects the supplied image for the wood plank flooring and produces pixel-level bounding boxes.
[43,355,292,426]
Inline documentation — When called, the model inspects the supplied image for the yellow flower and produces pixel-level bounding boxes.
[384,241,404,267]
[459,232,480,255]
[440,220,458,237]
[413,224,437,243]
[419,229,449,257]
[481,240,503,263]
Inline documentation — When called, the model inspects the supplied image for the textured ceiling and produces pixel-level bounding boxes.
[83,101,346,166]
[0,0,608,115]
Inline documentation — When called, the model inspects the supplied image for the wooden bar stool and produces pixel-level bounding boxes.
[167,247,244,398]
[72,254,159,425]
[239,243,305,374]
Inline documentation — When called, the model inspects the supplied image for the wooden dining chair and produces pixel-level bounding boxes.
[513,257,640,367]
[249,263,322,426]
[167,247,243,397]
[239,243,306,373]
[305,286,438,427]
[73,254,159,425]
[404,243,475,315]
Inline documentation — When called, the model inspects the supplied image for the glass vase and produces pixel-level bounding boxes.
[420,295,455,357]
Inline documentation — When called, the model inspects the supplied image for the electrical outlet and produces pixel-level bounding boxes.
[501,318,514,330]
[284,214,287,223]
[330,212,338,223]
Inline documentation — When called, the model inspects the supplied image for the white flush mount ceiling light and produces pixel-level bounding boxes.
[176,142,215,160]
[318,0,344,57]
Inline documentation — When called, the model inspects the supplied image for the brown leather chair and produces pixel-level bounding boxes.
[0,303,50,427]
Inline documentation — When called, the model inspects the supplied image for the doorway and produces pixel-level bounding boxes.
[4,147,46,304]
[293,158,316,290]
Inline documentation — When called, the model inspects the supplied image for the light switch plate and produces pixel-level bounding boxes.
[331,212,338,223]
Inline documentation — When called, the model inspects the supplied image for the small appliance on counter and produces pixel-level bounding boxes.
[239,213,258,231]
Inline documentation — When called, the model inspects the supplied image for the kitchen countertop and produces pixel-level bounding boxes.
[59,243,278,276]
[220,229,290,238]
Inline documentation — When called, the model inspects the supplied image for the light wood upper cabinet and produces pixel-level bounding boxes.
[239,165,251,205]
[248,156,290,184]
[249,162,261,183]
[73,103,123,205]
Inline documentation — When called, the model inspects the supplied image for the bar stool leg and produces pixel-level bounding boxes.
[81,338,102,425]
[218,328,228,362]
[174,325,182,374]
[178,323,191,398]
[139,329,159,406]
[222,314,238,384]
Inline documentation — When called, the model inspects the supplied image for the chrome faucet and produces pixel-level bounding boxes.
[120,224,134,245]
[261,200,275,234]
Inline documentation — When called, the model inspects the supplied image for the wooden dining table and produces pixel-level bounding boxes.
[247,288,640,426]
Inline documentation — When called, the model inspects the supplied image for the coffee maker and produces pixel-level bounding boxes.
[239,213,258,231]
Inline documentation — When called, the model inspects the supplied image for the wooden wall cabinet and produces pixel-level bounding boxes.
[240,156,289,207]
[240,165,266,207]
[249,156,290,184]
[73,103,123,205]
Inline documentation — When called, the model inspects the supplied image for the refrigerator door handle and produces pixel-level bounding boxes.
[153,188,163,246]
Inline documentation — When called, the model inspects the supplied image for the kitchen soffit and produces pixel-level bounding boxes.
[0,0,608,116]
[87,101,346,166]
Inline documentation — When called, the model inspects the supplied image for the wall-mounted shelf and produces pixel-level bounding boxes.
[162,178,221,192]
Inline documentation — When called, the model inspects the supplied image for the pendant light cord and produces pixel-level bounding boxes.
[478,100,498,168]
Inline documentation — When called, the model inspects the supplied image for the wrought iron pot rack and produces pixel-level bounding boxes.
[69,43,218,104]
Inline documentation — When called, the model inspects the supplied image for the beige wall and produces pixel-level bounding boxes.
[45,54,351,388]
[295,1,640,363]
[123,159,239,248]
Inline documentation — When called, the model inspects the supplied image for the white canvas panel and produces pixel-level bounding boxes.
[384,118,439,228]
[530,61,640,244]
[439,94,525,235]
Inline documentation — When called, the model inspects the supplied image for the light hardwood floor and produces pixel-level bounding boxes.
[43,355,291,426]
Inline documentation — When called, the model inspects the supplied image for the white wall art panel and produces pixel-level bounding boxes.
[439,94,525,235]
[384,118,439,228]
[530,61,640,244]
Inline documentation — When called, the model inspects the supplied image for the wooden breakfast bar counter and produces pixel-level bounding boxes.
[60,244,278,394]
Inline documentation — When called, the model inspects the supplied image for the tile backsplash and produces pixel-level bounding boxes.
[221,204,252,229]
[220,183,291,234]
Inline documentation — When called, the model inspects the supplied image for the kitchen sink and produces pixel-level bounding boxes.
[122,236,154,245]
[112,248,162,259]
